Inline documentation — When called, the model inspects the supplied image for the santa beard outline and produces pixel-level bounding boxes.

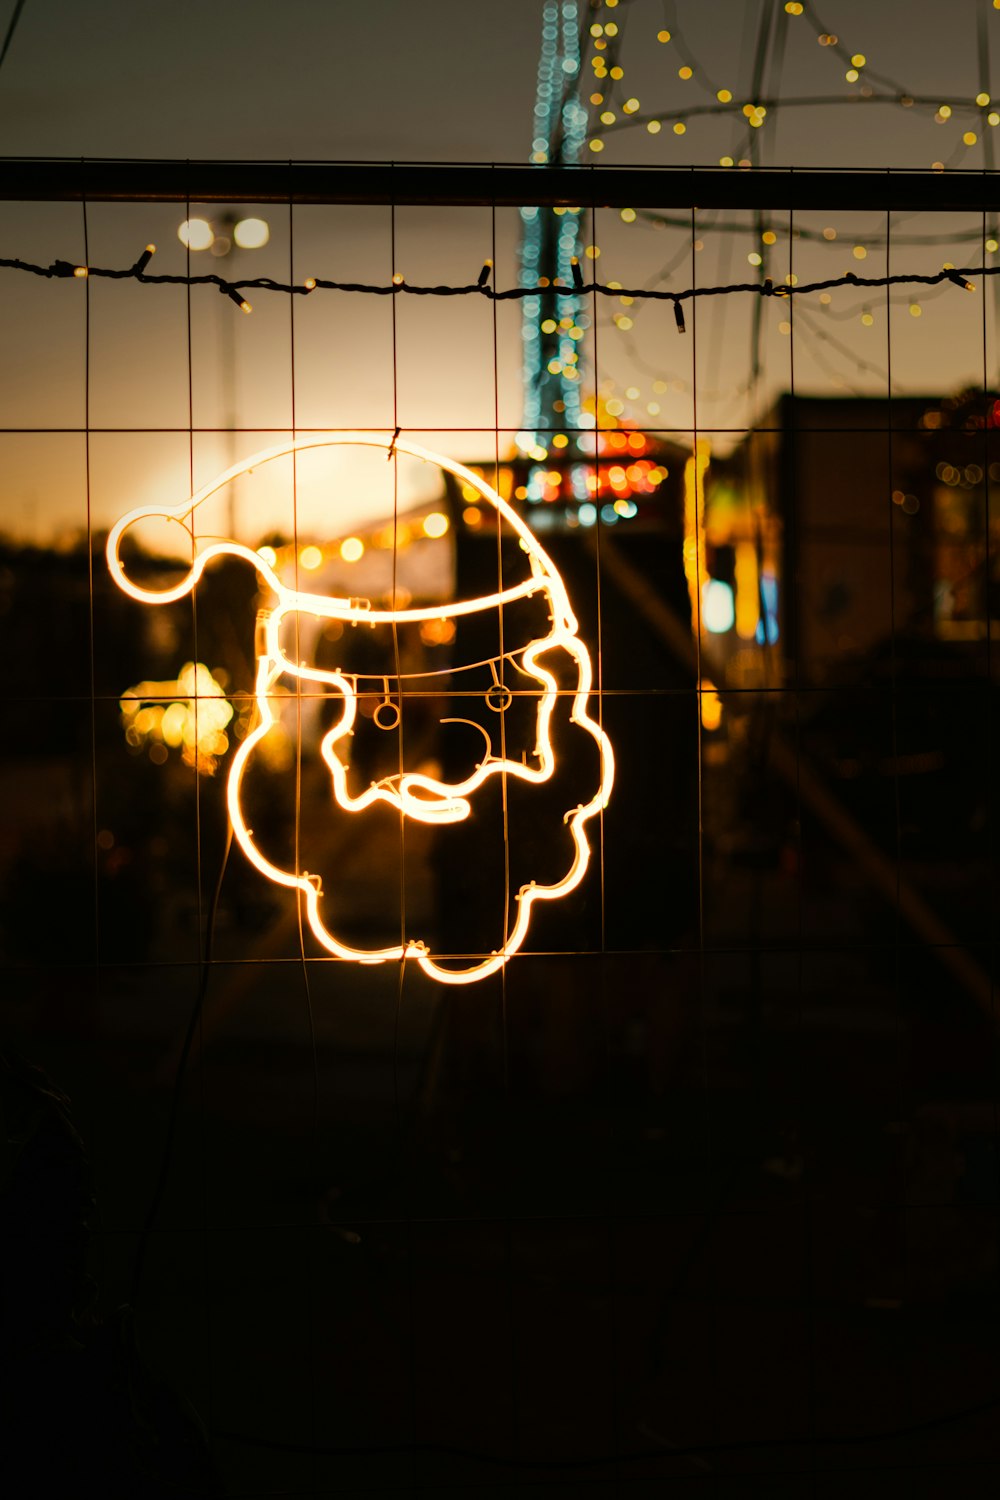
[107,433,615,985]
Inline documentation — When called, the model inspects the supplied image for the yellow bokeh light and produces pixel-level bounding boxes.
[717,89,732,103]
[299,545,323,570]
[120,662,233,775]
[673,121,686,135]
[233,217,270,250]
[422,512,449,539]
[853,245,868,259]
[257,545,277,567]
[647,119,662,133]
[340,536,365,562]
[178,218,214,252]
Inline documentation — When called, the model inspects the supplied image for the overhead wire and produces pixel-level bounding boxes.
[0,0,27,77]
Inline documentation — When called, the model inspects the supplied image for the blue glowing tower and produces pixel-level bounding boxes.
[518,0,591,504]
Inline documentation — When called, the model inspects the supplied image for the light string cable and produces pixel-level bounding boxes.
[2,248,989,322]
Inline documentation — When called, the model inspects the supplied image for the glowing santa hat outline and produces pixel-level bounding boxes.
[106,432,614,985]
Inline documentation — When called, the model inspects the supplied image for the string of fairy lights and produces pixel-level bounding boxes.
[566,0,1000,414]
[0,245,987,324]
[584,0,1000,169]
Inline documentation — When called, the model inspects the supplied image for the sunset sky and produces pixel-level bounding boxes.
[2,0,1000,542]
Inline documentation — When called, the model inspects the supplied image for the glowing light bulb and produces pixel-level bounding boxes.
[178,218,214,252]
[233,217,270,249]
[702,580,735,634]
[422,512,449,539]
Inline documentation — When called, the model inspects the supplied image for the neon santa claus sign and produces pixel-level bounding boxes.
[107,434,614,985]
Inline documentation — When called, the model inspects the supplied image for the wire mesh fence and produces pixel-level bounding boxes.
[1,162,998,1494]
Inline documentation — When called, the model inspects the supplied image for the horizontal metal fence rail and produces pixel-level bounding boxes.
[3,159,1000,210]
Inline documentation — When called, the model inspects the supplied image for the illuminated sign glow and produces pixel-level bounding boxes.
[107,434,614,985]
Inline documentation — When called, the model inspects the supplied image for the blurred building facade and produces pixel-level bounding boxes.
[703,392,1000,691]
